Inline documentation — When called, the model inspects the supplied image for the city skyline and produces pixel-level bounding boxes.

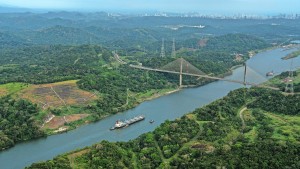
[0,0,300,14]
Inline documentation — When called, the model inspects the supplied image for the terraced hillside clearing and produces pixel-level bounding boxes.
[0,80,99,132]
[19,80,97,109]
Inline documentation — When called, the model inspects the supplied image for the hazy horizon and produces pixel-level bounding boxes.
[0,0,300,14]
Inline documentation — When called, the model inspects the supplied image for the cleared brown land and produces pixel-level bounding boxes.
[198,39,208,47]
[0,88,7,96]
[43,114,90,129]
[68,149,89,159]
[19,80,97,109]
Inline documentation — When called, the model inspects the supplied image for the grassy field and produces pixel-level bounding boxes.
[241,108,300,143]
[265,112,300,142]
[0,82,29,97]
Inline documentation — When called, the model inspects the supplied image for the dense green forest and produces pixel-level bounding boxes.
[248,88,300,115]
[0,45,110,84]
[0,97,45,150]
[27,88,300,168]
[182,34,269,75]
[0,34,269,84]
[77,65,175,116]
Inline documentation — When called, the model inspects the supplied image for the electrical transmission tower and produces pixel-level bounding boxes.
[160,38,165,58]
[172,38,176,58]
[285,59,294,94]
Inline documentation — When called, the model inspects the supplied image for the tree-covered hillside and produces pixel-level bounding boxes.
[0,97,45,150]
[0,34,269,85]
[0,45,110,84]
[27,88,300,168]
[1,12,299,49]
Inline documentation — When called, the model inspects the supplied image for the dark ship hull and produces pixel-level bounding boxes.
[110,115,145,130]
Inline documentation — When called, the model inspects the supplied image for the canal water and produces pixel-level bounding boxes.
[1,48,300,169]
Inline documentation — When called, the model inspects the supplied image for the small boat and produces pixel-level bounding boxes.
[266,71,274,76]
[149,120,154,123]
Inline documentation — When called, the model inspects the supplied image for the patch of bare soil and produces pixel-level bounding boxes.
[0,89,7,96]
[43,114,89,129]
[19,80,97,109]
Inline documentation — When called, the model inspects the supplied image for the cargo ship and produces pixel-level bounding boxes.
[110,115,145,130]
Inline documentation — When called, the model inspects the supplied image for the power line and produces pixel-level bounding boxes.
[172,38,176,58]
[285,59,294,94]
[160,38,165,58]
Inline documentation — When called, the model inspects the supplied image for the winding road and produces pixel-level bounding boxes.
[239,107,247,131]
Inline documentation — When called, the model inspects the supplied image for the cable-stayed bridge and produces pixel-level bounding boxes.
[129,58,279,90]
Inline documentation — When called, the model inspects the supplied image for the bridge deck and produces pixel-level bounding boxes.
[129,64,279,90]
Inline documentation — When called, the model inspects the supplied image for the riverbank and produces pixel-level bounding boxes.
[42,87,181,135]
[135,88,180,103]
[282,49,300,60]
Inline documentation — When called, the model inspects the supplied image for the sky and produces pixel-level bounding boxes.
[0,0,299,14]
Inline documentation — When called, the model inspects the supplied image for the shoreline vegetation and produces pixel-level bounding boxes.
[135,88,180,103]
[282,49,300,60]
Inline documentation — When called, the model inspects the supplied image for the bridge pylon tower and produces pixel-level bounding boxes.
[243,63,247,86]
[179,58,183,87]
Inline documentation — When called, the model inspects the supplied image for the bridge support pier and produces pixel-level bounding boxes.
[179,73,182,87]
[243,63,247,86]
[179,58,183,87]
